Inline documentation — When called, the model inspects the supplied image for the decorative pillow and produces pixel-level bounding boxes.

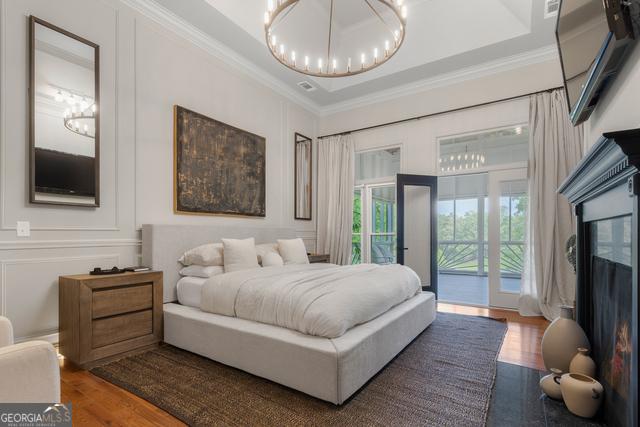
[256,243,280,264]
[261,251,284,267]
[277,238,309,265]
[178,243,223,266]
[222,238,260,272]
[179,265,225,278]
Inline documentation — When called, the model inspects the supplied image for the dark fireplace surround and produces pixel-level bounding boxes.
[559,128,639,427]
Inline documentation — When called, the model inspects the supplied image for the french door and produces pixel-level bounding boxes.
[397,174,438,295]
[487,168,528,308]
[353,183,397,265]
[437,168,527,308]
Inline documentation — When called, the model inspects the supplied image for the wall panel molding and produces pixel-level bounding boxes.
[0,238,140,251]
[0,253,120,317]
[0,0,122,232]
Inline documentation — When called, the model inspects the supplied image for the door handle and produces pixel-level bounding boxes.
[403,247,409,250]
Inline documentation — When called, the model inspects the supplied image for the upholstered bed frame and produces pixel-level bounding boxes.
[142,224,436,404]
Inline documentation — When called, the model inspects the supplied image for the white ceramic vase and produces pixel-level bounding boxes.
[539,368,564,400]
[569,347,596,377]
[560,373,604,418]
[541,306,590,373]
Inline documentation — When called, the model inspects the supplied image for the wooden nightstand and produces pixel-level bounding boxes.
[59,271,163,368]
[308,253,330,263]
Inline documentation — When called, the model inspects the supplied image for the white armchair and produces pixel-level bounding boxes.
[0,316,60,403]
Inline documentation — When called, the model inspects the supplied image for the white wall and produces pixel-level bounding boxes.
[586,43,640,146]
[319,57,563,136]
[0,0,317,341]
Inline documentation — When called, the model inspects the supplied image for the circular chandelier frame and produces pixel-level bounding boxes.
[63,107,96,139]
[264,0,407,78]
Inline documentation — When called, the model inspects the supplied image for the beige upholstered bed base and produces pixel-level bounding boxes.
[164,291,436,405]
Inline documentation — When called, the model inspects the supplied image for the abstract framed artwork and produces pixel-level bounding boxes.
[173,105,266,217]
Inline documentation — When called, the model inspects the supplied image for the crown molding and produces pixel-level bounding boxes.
[119,0,323,115]
[118,0,559,118]
[319,45,560,116]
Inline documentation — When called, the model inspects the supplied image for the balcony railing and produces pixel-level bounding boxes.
[438,240,524,276]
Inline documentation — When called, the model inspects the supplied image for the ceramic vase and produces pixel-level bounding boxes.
[539,368,564,400]
[569,347,596,377]
[541,306,590,373]
[560,373,604,418]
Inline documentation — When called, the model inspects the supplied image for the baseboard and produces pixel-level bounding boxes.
[15,331,59,345]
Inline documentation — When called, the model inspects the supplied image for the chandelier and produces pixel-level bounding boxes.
[439,152,486,173]
[53,88,96,139]
[264,0,407,78]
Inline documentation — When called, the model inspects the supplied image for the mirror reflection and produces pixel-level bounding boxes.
[30,16,99,206]
[295,133,312,220]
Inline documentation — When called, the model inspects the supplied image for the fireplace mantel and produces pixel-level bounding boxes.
[559,128,640,206]
[560,128,639,427]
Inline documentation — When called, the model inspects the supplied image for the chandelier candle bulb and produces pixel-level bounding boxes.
[271,35,276,46]
[267,0,274,12]
[304,55,309,70]
[385,40,390,56]
[347,57,352,72]
[401,6,407,19]
[291,51,296,66]
[264,12,270,24]
[332,58,337,73]
[361,53,366,69]
[374,47,379,63]
[318,58,323,73]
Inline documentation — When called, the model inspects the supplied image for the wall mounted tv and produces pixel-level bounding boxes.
[556,0,637,125]
[34,147,96,198]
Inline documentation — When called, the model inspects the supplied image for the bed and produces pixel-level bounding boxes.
[142,224,436,404]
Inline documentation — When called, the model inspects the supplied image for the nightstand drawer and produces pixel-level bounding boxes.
[92,310,153,348]
[59,270,162,367]
[92,284,153,319]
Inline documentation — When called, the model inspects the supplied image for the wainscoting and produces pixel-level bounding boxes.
[0,0,317,342]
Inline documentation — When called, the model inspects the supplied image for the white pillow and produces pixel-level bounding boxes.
[261,251,284,267]
[256,243,280,264]
[222,238,260,272]
[178,243,223,266]
[277,238,309,265]
[179,265,225,278]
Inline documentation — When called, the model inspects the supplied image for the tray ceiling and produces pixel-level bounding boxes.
[149,0,559,111]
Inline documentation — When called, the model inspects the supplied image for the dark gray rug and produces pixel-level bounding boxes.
[91,312,506,426]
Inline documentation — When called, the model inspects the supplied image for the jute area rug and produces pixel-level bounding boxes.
[92,312,507,426]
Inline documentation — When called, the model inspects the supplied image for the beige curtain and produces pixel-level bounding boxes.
[519,90,584,320]
[316,135,355,265]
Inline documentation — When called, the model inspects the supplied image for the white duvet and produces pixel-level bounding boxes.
[200,263,421,338]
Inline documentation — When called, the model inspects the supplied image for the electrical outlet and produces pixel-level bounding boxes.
[16,221,30,237]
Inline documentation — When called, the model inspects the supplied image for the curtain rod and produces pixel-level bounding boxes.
[318,86,564,139]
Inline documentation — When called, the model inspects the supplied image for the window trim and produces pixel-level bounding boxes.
[436,123,529,177]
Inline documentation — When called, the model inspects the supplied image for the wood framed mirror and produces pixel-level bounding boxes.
[294,133,312,220]
[29,16,100,207]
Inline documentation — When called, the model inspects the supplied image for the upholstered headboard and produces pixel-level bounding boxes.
[141,224,296,302]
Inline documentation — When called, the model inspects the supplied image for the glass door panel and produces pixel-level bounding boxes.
[437,174,488,306]
[352,188,362,264]
[499,180,527,293]
[488,169,527,308]
[397,175,438,293]
[370,185,397,264]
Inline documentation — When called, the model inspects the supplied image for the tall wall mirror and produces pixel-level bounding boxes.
[30,16,100,207]
[294,133,312,220]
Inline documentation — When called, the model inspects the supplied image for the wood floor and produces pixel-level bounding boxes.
[59,303,548,426]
